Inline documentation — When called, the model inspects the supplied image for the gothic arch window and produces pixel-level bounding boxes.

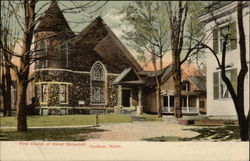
[91,62,106,104]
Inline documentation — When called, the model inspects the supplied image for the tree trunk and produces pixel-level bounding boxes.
[156,83,162,118]
[16,79,28,131]
[1,73,7,116]
[15,0,36,131]
[237,111,248,141]
[1,65,12,116]
[173,53,182,118]
[152,53,162,118]
[219,1,249,141]
[5,66,12,116]
[236,1,249,141]
[167,1,184,118]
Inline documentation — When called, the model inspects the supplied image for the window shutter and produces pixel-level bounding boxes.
[213,28,219,54]
[231,68,238,92]
[213,72,219,100]
[230,21,237,50]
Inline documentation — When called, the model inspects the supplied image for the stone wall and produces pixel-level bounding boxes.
[71,73,91,107]
[34,69,119,115]
[107,75,118,107]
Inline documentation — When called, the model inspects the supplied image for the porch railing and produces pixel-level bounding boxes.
[162,106,198,114]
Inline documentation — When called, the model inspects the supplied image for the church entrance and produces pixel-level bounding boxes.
[122,89,131,107]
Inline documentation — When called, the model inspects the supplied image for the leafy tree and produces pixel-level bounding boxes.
[165,1,205,118]
[120,1,205,117]
[119,1,169,117]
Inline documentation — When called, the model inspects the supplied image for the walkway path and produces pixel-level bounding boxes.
[86,116,200,141]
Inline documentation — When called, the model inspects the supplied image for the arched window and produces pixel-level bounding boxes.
[60,42,71,68]
[36,41,47,69]
[91,63,105,104]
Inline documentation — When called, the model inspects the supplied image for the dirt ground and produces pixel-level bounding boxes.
[86,116,201,141]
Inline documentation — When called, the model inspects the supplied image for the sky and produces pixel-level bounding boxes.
[11,1,208,72]
[56,1,166,70]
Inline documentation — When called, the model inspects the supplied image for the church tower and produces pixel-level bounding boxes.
[34,0,75,115]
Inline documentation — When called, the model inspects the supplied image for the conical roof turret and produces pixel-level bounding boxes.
[36,0,74,38]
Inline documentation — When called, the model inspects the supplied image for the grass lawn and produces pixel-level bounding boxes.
[130,113,162,121]
[0,114,132,127]
[0,127,105,141]
[143,126,240,142]
[142,113,162,121]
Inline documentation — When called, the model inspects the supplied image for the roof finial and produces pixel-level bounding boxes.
[96,16,103,21]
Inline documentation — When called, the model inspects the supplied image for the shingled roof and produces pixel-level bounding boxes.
[188,76,206,91]
[69,17,143,72]
[36,0,75,38]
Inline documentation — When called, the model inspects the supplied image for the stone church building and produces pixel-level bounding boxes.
[34,1,143,115]
[32,1,206,115]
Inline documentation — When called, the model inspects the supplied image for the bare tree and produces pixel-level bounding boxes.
[0,0,108,131]
[198,1,249,141]
[0,2,20,116]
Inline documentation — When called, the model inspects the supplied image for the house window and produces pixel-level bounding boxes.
[199,100,205,108]
[163,96,168,107]
[189,95,197,107]
[213,21,237,54]
[219,25,231,52]
[59,84,67,103]
[41,84,48,103]
[170,96,175,107]
[36,41,47,69]
[213,68,237,100]
[181,81,189,91]
[91,63,105,104]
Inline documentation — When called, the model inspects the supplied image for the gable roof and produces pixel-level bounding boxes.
[113,68,132,84]
[36,0,75,38]
[69,17,143,72]
[188,76,206,91]
[112,68,145,85]
[141,64,206,89]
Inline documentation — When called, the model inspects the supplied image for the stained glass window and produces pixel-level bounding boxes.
[91,63,105,103]
[92,64,104,81]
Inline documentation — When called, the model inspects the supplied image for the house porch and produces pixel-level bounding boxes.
[161,94,200,114]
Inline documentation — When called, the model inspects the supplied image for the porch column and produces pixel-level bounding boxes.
[137,87,143,115]
[187,95,189,113]
[197,97,200,114]
[118,85,122,106]
[168,95,170,112]
[138,87,142,106]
